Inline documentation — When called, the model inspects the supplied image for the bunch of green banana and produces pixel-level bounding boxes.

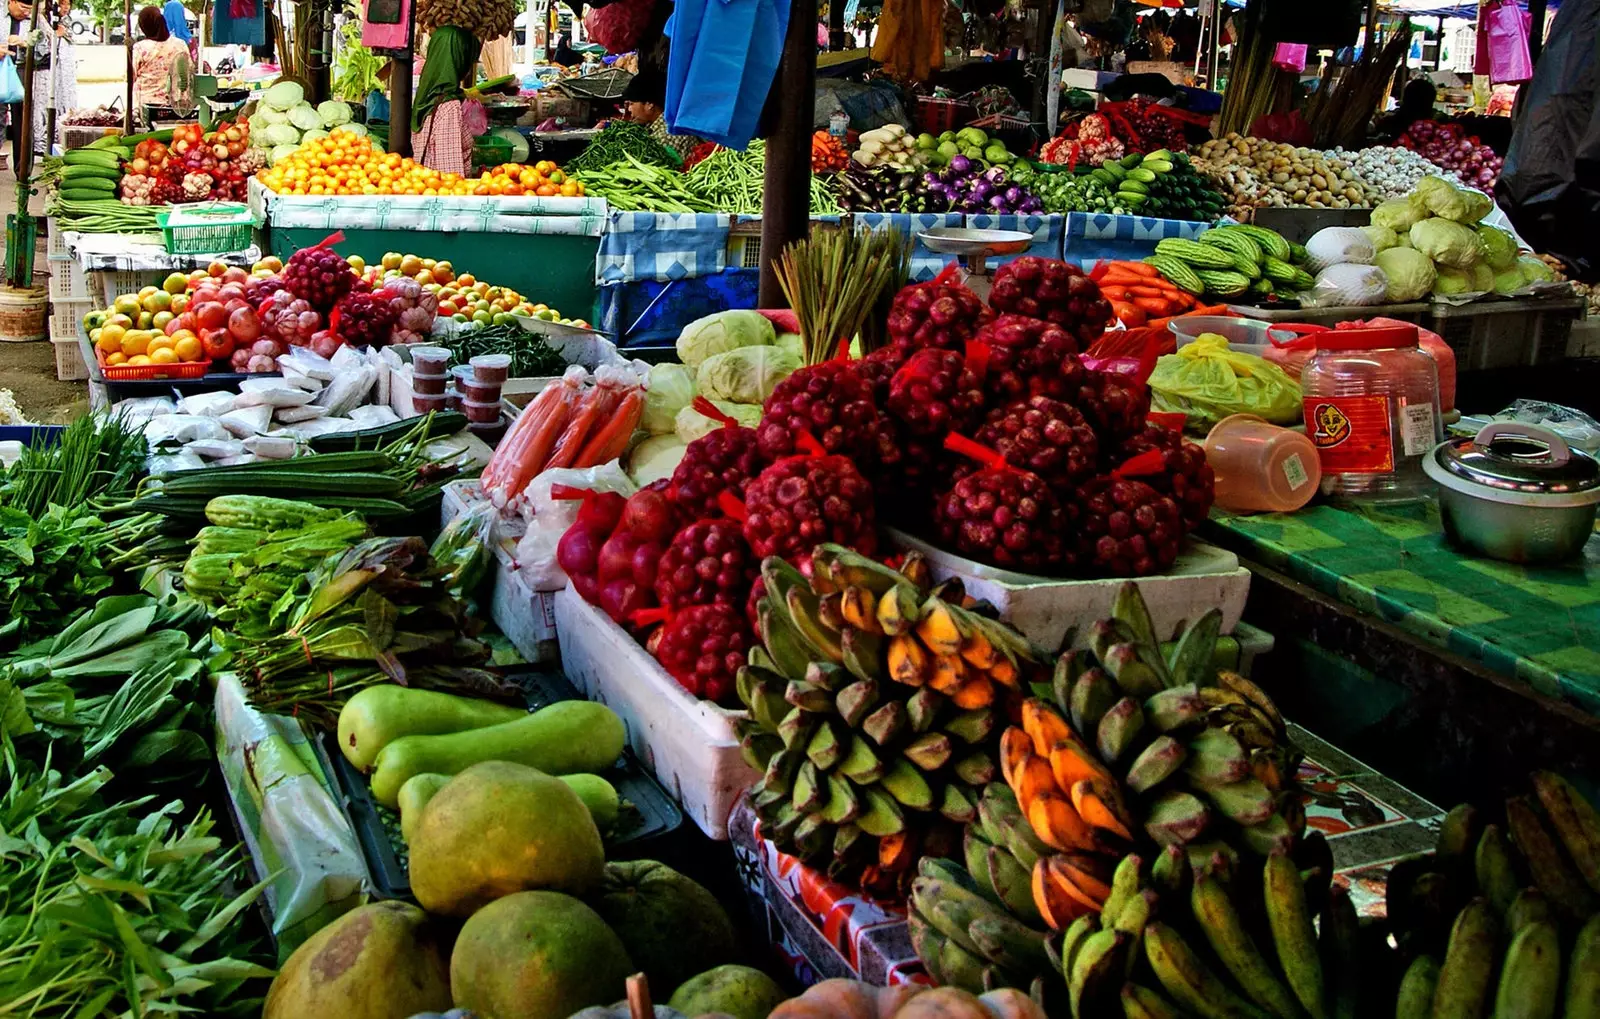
[737,546,1044,899]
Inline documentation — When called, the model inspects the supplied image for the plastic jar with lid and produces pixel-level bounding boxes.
[1298,323,1442,502]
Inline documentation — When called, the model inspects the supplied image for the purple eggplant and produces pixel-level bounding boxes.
[949,155,972,175]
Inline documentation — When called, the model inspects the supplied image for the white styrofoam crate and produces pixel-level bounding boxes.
[491,551,559,665]
[888,530,1252,651]
[555,588,758,840]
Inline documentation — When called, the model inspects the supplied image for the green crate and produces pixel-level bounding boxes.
[156,202,255,255]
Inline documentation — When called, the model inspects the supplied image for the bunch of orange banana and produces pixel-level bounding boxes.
[737,545,1043,899]
[992,583,1306,932]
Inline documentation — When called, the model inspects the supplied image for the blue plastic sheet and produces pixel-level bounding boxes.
[599,269,762,347]
[664,0,789,149]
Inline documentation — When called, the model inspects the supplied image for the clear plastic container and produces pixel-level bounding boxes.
[470,353,512,383]
[1298,323,1441,503]
[409,345,451,375]
[1168,316,1298,354]
[1204,414,1322,513]
[412,372,447,395]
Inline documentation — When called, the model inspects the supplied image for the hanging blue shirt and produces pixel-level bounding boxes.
[664,0,789,149]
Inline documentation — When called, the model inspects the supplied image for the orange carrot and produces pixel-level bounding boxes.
[1099,285,1129,301]
[1127,285,1171,300]
[575,388,645,467]
[1112,301,1147,327]
[1133,296,1174,315]
[488,378,580,499]
[1113,261,1159,278]
[545,382,620,471]
[1100,270,1149,285]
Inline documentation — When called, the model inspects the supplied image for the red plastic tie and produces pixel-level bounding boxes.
[965,340,991,380]
[944,432,1009,471]
[795,431,826,457]
[1114,449,1167,478]
[931,262,962,288]
[327,307,341,335]
[630,607,670,628]
[549,484,592,501]
[690,396,740,429]
[1146,412,1186,433]
[717,490,749,522]
[1131,333,1161,389]
[833,337,853,362]
[313,230,346,249]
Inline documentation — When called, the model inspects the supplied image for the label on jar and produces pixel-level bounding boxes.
[1400,401,1436,456]
[1305,394,1393,474]
[1282,452,1309,491]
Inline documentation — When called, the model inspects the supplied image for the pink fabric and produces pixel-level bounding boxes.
[416,98,470,176]
[131,37,185,107]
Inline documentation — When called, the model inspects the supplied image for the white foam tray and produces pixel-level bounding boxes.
[554,588,758,840]
[887,530,1252,651]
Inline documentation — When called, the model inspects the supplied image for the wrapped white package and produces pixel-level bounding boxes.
[214,453,259,466]
[113,396,177,428]
[272,417,361,440]
[244,434,297,459]
[186,437,247,459]
[315,365,377,417]
[179,390,238,417]
[145,414,229,445]
[148,450,207,473]
[218,405,274,437]
[236,385,315,409]
[277,348,338,382]
[275,403,329,424]
[376,358,390,406]
[349,404,399,428]
[277,362,325,392]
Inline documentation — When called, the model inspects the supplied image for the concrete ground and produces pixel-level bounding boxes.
[0,48,131,423]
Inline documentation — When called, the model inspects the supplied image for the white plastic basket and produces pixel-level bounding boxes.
[47,261,89,302]
[52,335,87,381]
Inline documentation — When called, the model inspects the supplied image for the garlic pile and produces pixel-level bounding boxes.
[1334,146,1460,202]
[1193,134,1373,217]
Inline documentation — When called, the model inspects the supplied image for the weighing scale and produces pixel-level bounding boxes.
[916,227,1034,302]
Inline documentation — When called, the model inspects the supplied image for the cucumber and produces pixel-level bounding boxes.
[307,410,469,453]
[369,700,627,808]
[1127,168,1157,184]
[86,133,127,150]
[63,148,121,167]
[63,164,122,182]
[1120,152,1145,170]
[60,176,116,192]
[1143,149,1173,163]
[1141,159,1174,174]
[1102,161,1127,181]
[1117,179,1149,195]
[61,188,120,201]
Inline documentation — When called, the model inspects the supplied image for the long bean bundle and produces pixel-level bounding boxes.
[45,196,167,234]
[567,120,677,176]
[579,154,719,213]
[683,140,843,216]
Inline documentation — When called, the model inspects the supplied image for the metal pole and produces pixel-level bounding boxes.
[757,0,817,308]
[123,0,133,133]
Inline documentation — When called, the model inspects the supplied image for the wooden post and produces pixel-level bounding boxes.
[1364,0,1378,55]
[757,0,817,309]
[1529,0,1547,63]
[388,0,417,156]
[123,0,133,132]
[16,0,42,183]
[1029,0,1054,132]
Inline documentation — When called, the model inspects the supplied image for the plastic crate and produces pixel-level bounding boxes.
[314,671,684,902]
[46,261,89,302]
[52,335,87,381]
[45,219,69,261]
[156,202,255,256]
[93,270,167,307]
[1428,296,1587,370]
[51,300,94,340]
[94,347,211,381]
[914,96,971,135]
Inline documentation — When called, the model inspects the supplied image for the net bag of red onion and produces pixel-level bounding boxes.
[885,263,995,352]
[933,433,1067,575]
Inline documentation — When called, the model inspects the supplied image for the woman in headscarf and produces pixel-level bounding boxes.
[131,4,189,111]
[162,0,195,62]
[412,24,481,176]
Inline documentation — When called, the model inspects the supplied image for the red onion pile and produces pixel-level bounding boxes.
[1397,121,1503,189]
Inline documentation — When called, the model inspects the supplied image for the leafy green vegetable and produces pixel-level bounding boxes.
[0,505,115,645]
[0,411,146,517]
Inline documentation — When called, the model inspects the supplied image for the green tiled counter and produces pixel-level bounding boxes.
[1204,501,1600,719]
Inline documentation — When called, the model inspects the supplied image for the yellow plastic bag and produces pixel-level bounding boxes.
[1148,333,1303,430]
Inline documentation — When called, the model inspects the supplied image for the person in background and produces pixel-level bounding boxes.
[1377,78,1439,142]
[618,66,701,160]
[162,0,193,61]
[131,4,187,109]
[1,0,59,169]
[550,31,579,66]
[412,24,481,176]
[47,0,74,147]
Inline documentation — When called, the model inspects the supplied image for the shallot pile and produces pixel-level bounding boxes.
[1397,120,1503,189]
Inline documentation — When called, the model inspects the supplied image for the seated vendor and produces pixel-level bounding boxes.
[619,67,703,161]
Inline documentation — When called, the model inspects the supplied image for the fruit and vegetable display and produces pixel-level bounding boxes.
[1141,225,1316,305]
[914,126,1020,170]
[1040,113,1125,167]
[1012,151,1228,221]
[474,159,587,197]
[567,120,680,176]
[1397,119,1504,190]
[1192,135,1375,218]
[248,82,364,166]
[119,121,259,204]
[839,158,1040,215]
[1336,144,1458,202]
[257,127,476,196]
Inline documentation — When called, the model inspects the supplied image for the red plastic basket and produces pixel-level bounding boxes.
[914,96,972,135]
[96,348,212,381]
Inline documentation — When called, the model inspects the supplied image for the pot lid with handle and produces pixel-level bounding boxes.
[1433,421,1600,497]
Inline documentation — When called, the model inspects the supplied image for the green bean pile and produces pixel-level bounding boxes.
[438,323,569,378]
[566,120,678,176]
[46,196,166,234]
[579,154,720,213]
[683,141,842,216]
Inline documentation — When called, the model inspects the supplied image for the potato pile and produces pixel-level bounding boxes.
[417,0,514,38]
[1193,133,1374,218]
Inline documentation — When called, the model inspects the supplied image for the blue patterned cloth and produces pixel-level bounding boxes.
[596,211,733,285]
[966,213,1067,269]
[1064,212,1211,269]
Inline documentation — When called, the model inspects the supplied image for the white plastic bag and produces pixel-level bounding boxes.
[145,414,229,445]
[512,462,636,591]
[1308,263,1390,307]
[244,434,298,459]
[219,405,274,437]
[277,348,337,381]
[180,390,238,417]
[349,404,400,428]
[1304,227,1376,271]
[186,437,247,459]
[114,396,178,429]
[236,385,315,409]
[275,403,329,424]
[148,450,207,473]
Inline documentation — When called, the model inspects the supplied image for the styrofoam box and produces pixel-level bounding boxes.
[554,588,758,840]
[888,529,1252,650]
[490,544,559,665]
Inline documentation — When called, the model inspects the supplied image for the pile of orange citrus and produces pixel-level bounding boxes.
[473,160,587,198]
[256,127,475,196]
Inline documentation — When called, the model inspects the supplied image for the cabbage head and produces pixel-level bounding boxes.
[263,122,300,147]
[1422,182,1494,224]
[1414,175,1455,201]
[1433,266,1472,295]
[1374,247,1436,302]
[676,310,775,368]
[1410,218,1486,269]
[1371,196,1428,232]
[676,399,761,442]
[1518,254,1557,284]
[263,80,304,110]
[287,104,323,132]
[1476,225,1518,270]
[641,362,696,435]
[1363,224,1398,253]
[269,143,301,166]
[1493,268,1526,295]
[628,434,688,487]
[697,344,801,405]
[317,100,353,127]
[775,332,804,361]
[1470,263,1496,291]
[300,129,329,144]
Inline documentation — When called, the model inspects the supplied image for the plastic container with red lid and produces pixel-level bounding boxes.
[1286,323,1442,503]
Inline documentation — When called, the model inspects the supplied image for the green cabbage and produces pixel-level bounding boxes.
[317,101,353,127]
[1371,196,1428,232]
[1476,225,1518,270]
[263,122,300,147]
[1518,254,1557,284]
[1363,224,1398,253]
[1414,175,1455,201]
[1421,181,1494,224]
[628,434,688,487]
[676,310,775,368]
[1410,218,1486,269]
[269,143,301,166]
[301,129,329,143]
[1374,247,1436,302]
[697,345,801,404]
[263,81,305,111]
[775,332,804,361]
[256,106,289,126]
[287,104,324,132]
[641,363,696,435]
[1471,263,1496,291]
[676,399,761,442]
[1493,268,1526,294]
[1433,266,1472,295]
[339,123,368,137]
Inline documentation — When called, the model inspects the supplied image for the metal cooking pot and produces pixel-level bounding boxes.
[1423,422,1600,565]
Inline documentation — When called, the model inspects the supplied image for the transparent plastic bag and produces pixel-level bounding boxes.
[1148,334,1303,429]
[431,500,497,603]
[512,461,636,591]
